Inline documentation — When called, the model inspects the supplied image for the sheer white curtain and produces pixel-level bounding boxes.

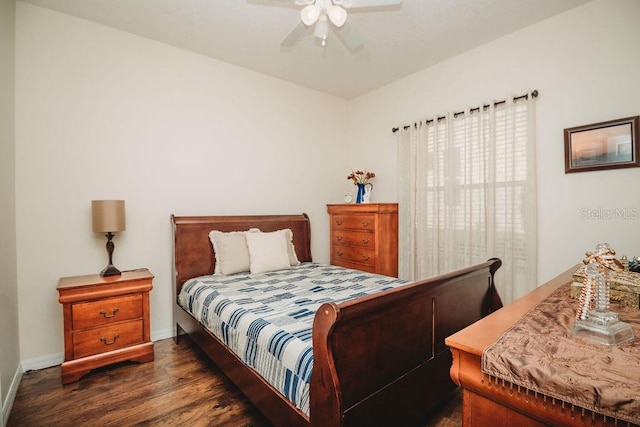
[397,92,537,303]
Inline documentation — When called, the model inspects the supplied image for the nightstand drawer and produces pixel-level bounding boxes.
[332,215,376,231]
[331,230,375,248]
[332,246,376,266]
[72,294,143,330]
[73,320,144,359]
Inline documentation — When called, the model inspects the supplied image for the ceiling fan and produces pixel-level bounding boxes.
[280,0,402,49]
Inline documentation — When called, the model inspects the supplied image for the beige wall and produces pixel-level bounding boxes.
[0,0,20,422]
[11,0,640,375]
[15,3,349,365]
[347,0,640,291]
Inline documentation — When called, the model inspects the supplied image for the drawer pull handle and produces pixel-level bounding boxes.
[100,334,120,346]
[336,220,343,225]
[336,236,343,241]
[361,238,369,244]
[361,221,370,227]
[361,254,370,260]
[337,251,344,256]
[100,308,119,319]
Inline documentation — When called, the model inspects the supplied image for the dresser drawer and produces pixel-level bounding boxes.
[332,214,376,231]
[332,259,376,274]
[331,230,375,249]
[73,319,144,359]
[332,246,376,266]
[72,294,143,330]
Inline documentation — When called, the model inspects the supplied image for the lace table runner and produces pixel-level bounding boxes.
[482,283,640,424]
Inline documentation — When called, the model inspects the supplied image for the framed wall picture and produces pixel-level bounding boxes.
[564,115,639,173]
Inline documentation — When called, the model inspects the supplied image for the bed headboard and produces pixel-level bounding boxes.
[171,214,312,295]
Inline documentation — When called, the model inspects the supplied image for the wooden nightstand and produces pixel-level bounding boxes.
[57,268,154,384]
[327,203,398,277]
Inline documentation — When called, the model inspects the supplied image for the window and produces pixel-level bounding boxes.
[397,92,537,303]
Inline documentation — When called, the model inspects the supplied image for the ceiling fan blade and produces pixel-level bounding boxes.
[280,21,307,47]
[246,0,300,8]
[335,22,363,50]
[347,0,401,8]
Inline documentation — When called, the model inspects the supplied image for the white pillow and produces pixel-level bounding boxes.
[246,230,292,274]
[208,229,259,275]
[283,228,301,266]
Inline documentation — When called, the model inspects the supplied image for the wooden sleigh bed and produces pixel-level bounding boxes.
[172,213,503,427]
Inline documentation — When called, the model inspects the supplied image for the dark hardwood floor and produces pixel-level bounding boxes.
[8,337,462,426]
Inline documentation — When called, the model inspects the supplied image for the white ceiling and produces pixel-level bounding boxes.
[18,0,592,100]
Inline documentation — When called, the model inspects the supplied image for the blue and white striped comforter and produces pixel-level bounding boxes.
[178,262,407,416]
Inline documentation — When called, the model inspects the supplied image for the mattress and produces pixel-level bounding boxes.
[178,262,408,415]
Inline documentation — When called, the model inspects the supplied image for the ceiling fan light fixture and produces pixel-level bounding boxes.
[327,5,347,27]
[301,5,321,26]
[314,14,329,45]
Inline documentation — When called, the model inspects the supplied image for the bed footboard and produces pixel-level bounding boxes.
[310,258,502,427]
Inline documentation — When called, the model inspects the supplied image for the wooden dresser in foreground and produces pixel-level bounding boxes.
[327,203,398,277]
[57,268,154,384]
[445,265,637,427]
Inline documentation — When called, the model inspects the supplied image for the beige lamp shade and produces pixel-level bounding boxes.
[92,200,126,233]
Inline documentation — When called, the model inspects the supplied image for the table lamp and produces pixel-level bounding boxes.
[92,200,126,277]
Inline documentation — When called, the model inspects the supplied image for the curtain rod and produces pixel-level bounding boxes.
[391,89,538,133]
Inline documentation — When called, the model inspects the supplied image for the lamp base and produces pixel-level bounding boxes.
[100,264,122,277]
[100,231,121,277]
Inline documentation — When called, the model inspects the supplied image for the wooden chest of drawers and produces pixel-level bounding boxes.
[327,203,398,277]
[57,268,154,384]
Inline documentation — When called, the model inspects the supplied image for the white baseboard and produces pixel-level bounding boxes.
[21,352,63,372]
[2,364,22,427]
[152,327,175,342]
[151,327,176,341]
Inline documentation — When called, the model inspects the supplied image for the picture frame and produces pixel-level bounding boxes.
[564,115,639,173]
